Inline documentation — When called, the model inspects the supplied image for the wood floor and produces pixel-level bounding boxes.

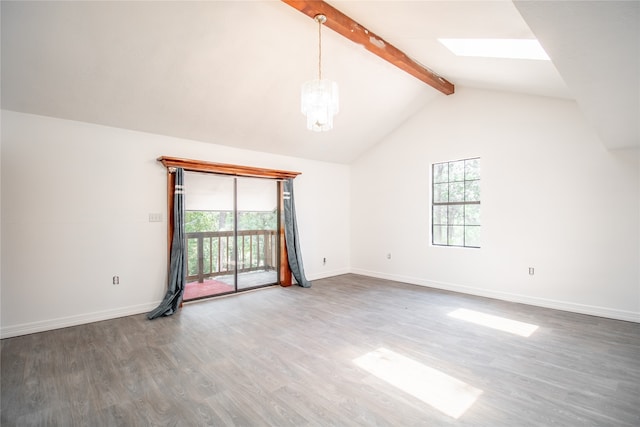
[2,274,639,426]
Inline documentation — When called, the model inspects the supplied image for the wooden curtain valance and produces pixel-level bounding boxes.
[158,156,301,180]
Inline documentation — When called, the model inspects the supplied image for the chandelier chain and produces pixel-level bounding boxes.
[301,13,337,131]
[318,17,322,80]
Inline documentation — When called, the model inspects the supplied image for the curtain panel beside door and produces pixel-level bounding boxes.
[148,167,186,319]
[283,179,311,288]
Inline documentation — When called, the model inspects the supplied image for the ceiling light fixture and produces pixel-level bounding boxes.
[301,14,339,132]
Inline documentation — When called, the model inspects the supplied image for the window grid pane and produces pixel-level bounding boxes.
[465,158,480,180]
[464,204,481,226]
[449,161,465,182]
[464,179,480,202]
[433,225,448,245]
[433,183,449,203]
[465,226,481,248]
[433,205,448,225]
[449,182,465,202]
[448,226,464,246]
[432,158,481,248]
[433,163,449,184]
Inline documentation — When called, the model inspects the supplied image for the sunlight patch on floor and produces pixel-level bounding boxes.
[353,348,483,419]
[448,308,539,337]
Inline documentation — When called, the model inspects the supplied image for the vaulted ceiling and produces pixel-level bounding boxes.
[2,1,638,163]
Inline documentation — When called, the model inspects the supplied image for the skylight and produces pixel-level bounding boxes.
[438,38,550,60]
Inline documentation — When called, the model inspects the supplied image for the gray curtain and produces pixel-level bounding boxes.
[148,167,186,319]
[283,179,311,288]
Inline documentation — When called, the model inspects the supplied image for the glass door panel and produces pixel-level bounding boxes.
[183,172,236,301]
[236,177,279,290]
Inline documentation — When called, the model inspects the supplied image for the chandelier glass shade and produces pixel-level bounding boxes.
[301,78,339,132]
[301,14,339,132]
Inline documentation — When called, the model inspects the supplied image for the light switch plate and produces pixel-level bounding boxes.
[149,213,163,222]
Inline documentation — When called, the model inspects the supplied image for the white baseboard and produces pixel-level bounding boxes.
[307,267,351,282]
[4,269,636,339]
[350,268,640,323]
[0,271,350,338]
[0,301,161,339]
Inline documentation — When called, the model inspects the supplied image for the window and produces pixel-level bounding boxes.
[432,158,480,248]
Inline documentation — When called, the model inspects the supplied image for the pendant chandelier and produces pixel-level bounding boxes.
[301,14,339,132]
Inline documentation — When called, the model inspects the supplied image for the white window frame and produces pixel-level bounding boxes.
[431,157,481,248]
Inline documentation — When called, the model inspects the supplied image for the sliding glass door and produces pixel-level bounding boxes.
[236,177,279,290]
[182,172,279,301]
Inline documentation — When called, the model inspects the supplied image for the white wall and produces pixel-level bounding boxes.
[3,87,638,338]
[351,87,640,322]
[0,109,3,328]
[0,110,350,337]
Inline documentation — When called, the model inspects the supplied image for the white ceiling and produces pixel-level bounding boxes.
[514,0,639,151]
[2,1,638,164]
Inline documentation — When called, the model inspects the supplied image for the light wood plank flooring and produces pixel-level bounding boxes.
[2,274,639,426]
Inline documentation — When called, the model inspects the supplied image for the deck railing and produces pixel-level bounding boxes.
[186,230,277,283]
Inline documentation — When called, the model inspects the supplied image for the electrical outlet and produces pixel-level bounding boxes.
[387,253,392,260]
[113,276,120,285]
[323,257,326,265]
[528,267,535,276]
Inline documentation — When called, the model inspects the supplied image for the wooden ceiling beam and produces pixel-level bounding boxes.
[282,0,454,95]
